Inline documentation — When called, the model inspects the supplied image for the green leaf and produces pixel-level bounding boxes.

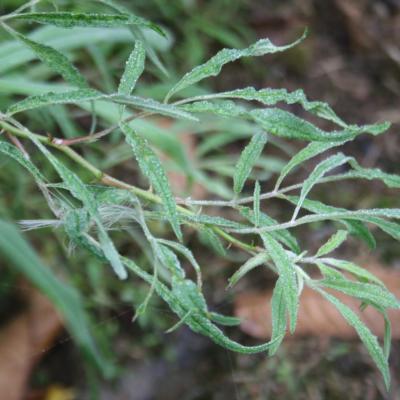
[180,100,248,118]
[0,140,46,182]
[250,108,382,142]
[283,196,400,242]
[12,12,165,37]
[240,206,300,253]
[342,220,376,250]
[316,230,348,257]
[233,131,267,194]
[180,213,247,230]
[320,278,399,309]
[275,141,346,190]
[381,308,392,360]
[292,153,351,220]
[120,123,182,241]
[206,86,347,126]
[317,289,390,388]
[118,40,146,96]
[228,252,268,288]
[10,31,88,88]
[165,31,307,102]
[269,277,287,355]
[0,220,113,377]
[156,244,185,279]
[7,89,102,115]
[123,258,283,353]
[198,86,391,133]
[261,233,298,332]
[156,238,202,287]
[209,312,241,326]
[29,139,127,279]
[253,181,261,227]
[321,258,386,287]
[97,0,168,75]
[113,95,198,121]
[8,90,198,121]
[348,159,400,189]
[198,226,226,256]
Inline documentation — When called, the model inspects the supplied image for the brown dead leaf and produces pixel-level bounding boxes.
[235,264,400,340]
[0,283,63,400]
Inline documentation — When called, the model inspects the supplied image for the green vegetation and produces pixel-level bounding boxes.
[0,0,399,390]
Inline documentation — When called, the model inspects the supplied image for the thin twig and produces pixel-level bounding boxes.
[0,118,257,254]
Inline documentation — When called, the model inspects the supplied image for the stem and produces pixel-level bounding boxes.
[0,119,256,254]
[176,173,367,208]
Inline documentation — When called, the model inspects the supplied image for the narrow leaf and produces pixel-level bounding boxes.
[156,244,185,279]
[12,12,165,36]
[228,252,268,288]
[30,139,127,279]
[233,132,267,194]
[261,233,298,332]
[8,90,198,121]
[275,141,346,190]
[251,108,380,142]
[283,195,400,242]
[0,140,46,182]
[269,277,287,355]
[165,31,307,102]
[253,181,261,227]
[321,258,386,286]
[209,312,241,326]
[11,31,88,88]
[118,40,146,96]
[316,230,348,257]
[320,279,399,309]
[292,153,351,221]
[7,89,102,115]
[318,289,390,388]
[120,123,182,241]
[157,238,202,287]
[240,206,300,253]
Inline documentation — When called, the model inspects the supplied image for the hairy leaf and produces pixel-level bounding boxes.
[321,258,386,287]
[165,31,306,101]
[120,123,182,241]
[269,277,287,355]
[7,89,102,115]
[253,181,261,227]
[251,108,387,142]
[320,279,399,309]
[118,40,146,96]
[275,141,346,190]
[0,140,46,182]
[30,139,127,279]
[292,153,351,220]
[228,252,269,288]
[316,230,348,257]
[11,31,87,88]
[180,100,248,118]
[8,90,197,121]
[233,131,267,194]
[317,289,390,388]
[240,207,300,253]
[282,196,400,242]
[12,12,164,36]
[261,233,298,332]
[157,238,202,286]
[157,244,185,279]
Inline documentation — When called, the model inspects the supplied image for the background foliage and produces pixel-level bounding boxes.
[0,1,399,399]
